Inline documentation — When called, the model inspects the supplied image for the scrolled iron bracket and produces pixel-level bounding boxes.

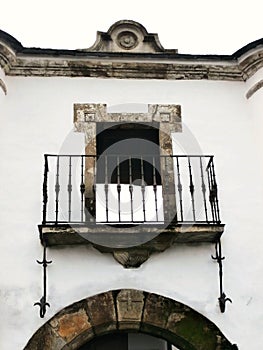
[34,244,52,318]
[211,240,232,313]
[34,296,50,319]
[218,292,232,313]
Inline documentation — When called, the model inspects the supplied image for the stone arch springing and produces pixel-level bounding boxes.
[24,289,238,350]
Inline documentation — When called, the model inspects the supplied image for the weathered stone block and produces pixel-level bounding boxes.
[116,289,144,330]
[86,291,117,334]
[143,293,173,328]
[24,323,66,350]
[49,308,92,343]
[113,249,150,268]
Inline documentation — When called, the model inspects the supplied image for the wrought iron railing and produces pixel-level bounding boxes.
[41,154,221,225]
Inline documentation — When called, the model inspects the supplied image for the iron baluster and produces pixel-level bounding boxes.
[164,156,170,222]
[212,169,218,221]
[152,156,159,221]
[55,156,60,224]
[80,156,85,222]
[117,156,121,222]
[188,157,196,221]
[211,240,232,312]
[211,159,220,223]
[141,156,146,222]
[104,155,109,222]
[199,157,208,222]
[207,159,216,222]
[209,160,217,221]
[34,243,52,318]
[42,155,49,224]
[129,156,134,222]
[40,154,221,225]
[176,156,184,222]
[68,156,72,222]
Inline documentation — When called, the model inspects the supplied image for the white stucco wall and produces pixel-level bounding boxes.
[0,75,263,349]
[245,67,263,177]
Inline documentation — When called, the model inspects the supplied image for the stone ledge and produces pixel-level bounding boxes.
[39,223,224,245]
[39,223,224,267]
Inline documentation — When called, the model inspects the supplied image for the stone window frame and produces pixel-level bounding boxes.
[74,103,182,224]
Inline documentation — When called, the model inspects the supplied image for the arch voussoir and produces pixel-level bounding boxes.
[24,289,237,350]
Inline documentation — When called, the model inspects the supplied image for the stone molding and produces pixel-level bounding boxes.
[0,78,7,95]
[246,78,263,99]
[24,289,238,350]
[0,21,262,81]
[74,103,182,133]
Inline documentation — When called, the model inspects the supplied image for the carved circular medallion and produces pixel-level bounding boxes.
[117,31,138,50]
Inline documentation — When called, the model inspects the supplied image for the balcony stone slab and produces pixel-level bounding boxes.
[39,223,224,268]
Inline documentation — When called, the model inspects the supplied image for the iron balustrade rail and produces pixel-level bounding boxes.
[41,154,221,225]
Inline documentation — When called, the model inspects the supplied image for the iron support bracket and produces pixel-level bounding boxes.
[211,239,232,312]
[34,243,52,318]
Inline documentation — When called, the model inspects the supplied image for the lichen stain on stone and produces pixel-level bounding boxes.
[167,312,186,324]
[171,312,219,350]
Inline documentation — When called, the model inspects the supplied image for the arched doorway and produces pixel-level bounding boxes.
[24,289,237,350]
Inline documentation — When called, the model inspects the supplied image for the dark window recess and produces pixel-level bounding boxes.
[79,333,128,350]
[96,124,161,185]
[78,333,172,350]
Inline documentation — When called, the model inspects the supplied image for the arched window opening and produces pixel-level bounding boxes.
[78,332,175,350]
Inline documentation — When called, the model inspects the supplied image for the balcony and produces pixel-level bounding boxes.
[39,154,224,256]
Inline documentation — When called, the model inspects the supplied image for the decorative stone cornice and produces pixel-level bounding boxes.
[238,49,263,81]
[0,21,262,81]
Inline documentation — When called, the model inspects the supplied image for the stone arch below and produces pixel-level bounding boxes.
[24,289,238,350]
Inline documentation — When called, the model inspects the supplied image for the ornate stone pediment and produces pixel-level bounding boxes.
[82,20,178,54]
